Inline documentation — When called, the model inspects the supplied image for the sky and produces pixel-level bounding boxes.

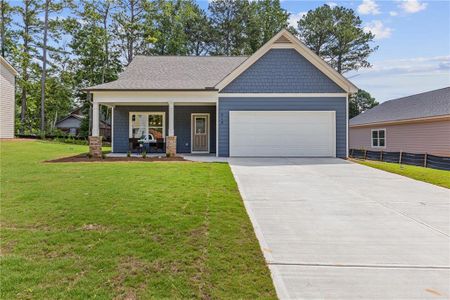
[199,0,450,102]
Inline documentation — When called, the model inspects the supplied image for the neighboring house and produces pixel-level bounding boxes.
[55,107,111,139]
[85,29,358,157]
[0,56,18,138]
[349,87,450,156]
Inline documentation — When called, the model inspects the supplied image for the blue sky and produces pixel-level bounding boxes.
[200,0,449,102]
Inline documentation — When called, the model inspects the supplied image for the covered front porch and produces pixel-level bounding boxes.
[90,91,218,157]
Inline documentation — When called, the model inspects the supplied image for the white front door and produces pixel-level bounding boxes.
[229,111,336,157]
[191,114,210,153]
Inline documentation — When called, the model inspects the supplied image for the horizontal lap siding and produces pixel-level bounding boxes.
[174,106,216,153]
[218,97,347,158]
[113,106,169,153]
[349,120,450,156]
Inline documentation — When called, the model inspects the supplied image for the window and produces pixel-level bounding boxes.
[371,129,386,148]
[129,112,165,140]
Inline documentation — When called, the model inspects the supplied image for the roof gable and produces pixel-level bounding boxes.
[221,48,345,93]
[215,29,358,93]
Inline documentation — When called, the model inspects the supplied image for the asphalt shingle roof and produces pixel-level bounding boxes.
[87,56,249,90]
[350,87,450,126]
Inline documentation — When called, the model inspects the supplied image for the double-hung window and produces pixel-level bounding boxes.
[129,112,165,140]
[371,129,386,148]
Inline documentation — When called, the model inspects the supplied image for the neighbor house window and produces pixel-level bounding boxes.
[371,129,386,148]
[129,112,165,140]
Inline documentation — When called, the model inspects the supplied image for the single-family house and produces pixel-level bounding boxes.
[55,107,111,139]
[349,87,450,156]
[1,56,18,138]
[84,29,358,157]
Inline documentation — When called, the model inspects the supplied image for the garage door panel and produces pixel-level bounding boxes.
[230,111,335,157]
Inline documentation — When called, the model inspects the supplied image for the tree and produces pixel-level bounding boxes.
[208,0,250,55]
[0,0,14,57]
[297,4,377,74]
[13,0,42,134]
[112,0,146,64]
[246,0,289,53]
[349,89,378,118]
[296,4,334,58]
[39,0,49,135]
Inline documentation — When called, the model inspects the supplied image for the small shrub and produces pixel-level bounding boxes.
[101,153,106,159]
[142,151,147,159]
[127,151,131,158]
[166,152,172,158]
[86,152,93,159]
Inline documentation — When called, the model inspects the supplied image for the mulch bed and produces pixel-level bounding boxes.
[46,153,187,163]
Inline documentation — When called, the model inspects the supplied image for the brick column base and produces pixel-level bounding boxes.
[89,136,103,158]
[166,136,177,157]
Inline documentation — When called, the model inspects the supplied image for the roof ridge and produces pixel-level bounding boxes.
[133,55,249,58]
[382,86,450,103]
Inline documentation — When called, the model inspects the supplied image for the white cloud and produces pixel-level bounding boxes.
[358,0,380,15]
[348,56,450,101]
[364,20,392,40]
[389,11,398,16]
[327,2,338,8]
[288,11,307,28]
[398,0,427,13]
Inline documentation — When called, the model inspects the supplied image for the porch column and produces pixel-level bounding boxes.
[92,101,100,136]
[89,100,102,158]
[168,101,174,136]
[166,101,176,156]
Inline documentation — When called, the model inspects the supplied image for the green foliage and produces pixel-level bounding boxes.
[349,89,379,118]
[141,150,147,158]
[354,160,450,189]
[3,0,377,136]
[297,4,378,73]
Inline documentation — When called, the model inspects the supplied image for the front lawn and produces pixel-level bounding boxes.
[352,159,450,189]
[0,140,276,299]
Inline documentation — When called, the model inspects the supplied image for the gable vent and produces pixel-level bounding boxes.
[274,35,291,44]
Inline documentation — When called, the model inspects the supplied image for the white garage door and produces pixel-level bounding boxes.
[229,111,336,157]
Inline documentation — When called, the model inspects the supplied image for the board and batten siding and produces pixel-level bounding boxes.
[218,97,347,158]
[222,49,345,93]
[349,119,450,156]
[1,61,16,138]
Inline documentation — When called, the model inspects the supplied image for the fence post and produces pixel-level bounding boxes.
[424,153,428,168]
[399,151,403,164]
[380,150,383,161]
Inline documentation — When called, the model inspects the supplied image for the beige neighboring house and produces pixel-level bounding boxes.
[349,87,450,156]
[1,56,18,138]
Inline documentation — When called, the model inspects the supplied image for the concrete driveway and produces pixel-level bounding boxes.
[229,158,450,299]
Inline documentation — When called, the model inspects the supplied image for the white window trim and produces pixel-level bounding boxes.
[371,128,386,149]
[129,112,166,139]
[191,113,210,154]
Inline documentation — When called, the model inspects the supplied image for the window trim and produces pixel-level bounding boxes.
[371,128,386,149]
[129,112,166,140]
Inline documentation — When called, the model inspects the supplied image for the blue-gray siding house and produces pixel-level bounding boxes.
[85,29,357,158]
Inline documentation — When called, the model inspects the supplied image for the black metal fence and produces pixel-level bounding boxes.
[349,149,450,171]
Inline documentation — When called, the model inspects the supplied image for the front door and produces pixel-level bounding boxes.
[191,114,209,153]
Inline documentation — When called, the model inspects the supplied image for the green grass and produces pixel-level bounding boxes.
[0,140,276,299]
[353,159,450,189]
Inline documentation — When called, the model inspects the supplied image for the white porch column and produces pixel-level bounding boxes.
[168,101,174,136]
[92,101,100,137]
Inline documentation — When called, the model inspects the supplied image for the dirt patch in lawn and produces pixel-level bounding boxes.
[45,153,187,163]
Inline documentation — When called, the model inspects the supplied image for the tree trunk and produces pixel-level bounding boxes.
[20,1,30,134]
[1,0,5,57]
[40,0,49,135]
[101,3,110,83]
